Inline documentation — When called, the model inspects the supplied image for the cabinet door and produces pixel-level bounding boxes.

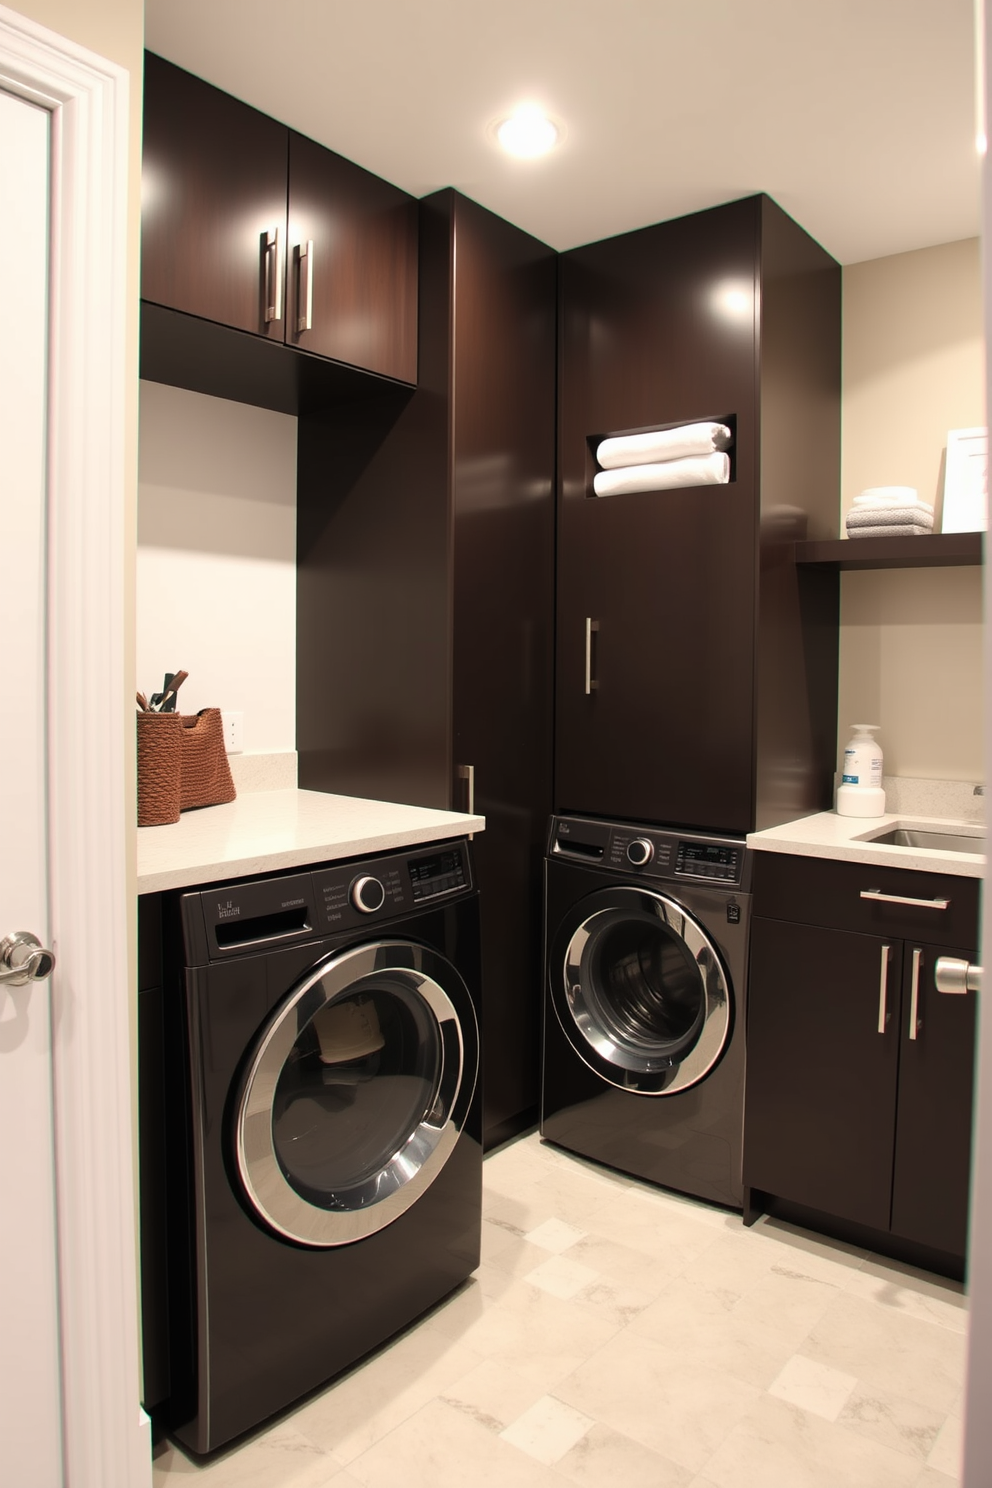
[891,940,977,1257]
[745,916,900,1231]
[142,53,289,338]
[287,134,418,382]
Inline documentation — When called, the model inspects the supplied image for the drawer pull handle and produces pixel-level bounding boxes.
[908,946,923,1040]
[584,618,599,695]
[877,944,891,1033]
[860,890,950,910]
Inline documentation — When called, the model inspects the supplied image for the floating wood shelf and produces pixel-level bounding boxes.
[795,531,983,571]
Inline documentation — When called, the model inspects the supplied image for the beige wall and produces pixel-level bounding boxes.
[838,238,985,782]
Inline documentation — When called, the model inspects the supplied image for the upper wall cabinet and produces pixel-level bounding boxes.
[141,53,418,390]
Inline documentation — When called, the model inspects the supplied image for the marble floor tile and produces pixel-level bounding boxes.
[150,1132,971,1488]
[555,1327,761,1473]
[629,1272,826,1389]
[842,1255,968,1335]
[440,1356,561,1433]
[700,1393,922,1488]
[152,1425,342,1487]
[555,1420,696,1488]
[927,1412,965,1478]
[768,1353,858,1421]
[498,1393,594,1464]
[801,1291,967,1415]
[344,1397,565,1488]
[287,1317,483,1464]
[523,1217,587,1253]
[837,1382,946,1462]
[525,1252,601,1299]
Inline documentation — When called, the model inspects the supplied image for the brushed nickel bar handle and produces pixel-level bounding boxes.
[860,890,950,910]
[584,618,599,695]
[262,226,283,323]
[908,946,923,1040]
[457,764,475,839]
[877,944,891,1033]
[296,238,313,333]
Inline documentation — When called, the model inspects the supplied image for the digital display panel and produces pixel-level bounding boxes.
[680,843,736,867]
[409,849,463,884]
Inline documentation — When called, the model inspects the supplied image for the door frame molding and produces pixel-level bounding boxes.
[0,7,149,1485]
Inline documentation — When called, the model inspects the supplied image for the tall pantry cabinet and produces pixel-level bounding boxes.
[556,195,842,834]
[297,191,557,1146]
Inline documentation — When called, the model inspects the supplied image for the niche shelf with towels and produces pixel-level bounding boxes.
[584,414,737,498]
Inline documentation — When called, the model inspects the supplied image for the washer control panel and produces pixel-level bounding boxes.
[186,839,474,961]
[675,841,740,882]
[550,816,748,891]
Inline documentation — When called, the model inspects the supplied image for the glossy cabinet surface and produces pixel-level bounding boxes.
[745,851,978,1265]
[555,195,841,835]
[142,53,417,387]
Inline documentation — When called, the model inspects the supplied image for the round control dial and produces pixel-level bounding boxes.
[626,838,655,867]
[351,875,386,914]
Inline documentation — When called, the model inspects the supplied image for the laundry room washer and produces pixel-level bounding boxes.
[146,839,482,1455]
[541,815,751,1209]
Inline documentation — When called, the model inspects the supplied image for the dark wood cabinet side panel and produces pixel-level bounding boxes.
[754,199,841,829]
[449,196,557,1136]
[891,939,977,1258]
[744,916,900,1231]
[142,54,289,338]
[752,852,980,948]
[288,134,418,383]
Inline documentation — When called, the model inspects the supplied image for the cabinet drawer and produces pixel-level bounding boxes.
[752,851,979,949]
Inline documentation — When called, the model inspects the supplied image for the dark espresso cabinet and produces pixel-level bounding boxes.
[556,195,841,834]
[745,852,979,1273]
[296,192,556,1146]
[142,53,417,390]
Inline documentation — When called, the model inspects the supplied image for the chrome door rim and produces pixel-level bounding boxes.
[236,940,477,1247]
[555,887,731,1095]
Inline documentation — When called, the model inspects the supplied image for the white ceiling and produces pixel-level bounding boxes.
[145,0,980,265]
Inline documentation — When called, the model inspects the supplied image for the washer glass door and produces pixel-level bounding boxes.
[554,887,731,1094]
[237,940,478,1246]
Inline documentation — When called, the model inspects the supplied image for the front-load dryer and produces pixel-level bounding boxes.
[145,839,482,1455]
[541,815,751,1209]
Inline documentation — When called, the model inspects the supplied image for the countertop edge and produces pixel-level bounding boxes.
[747,811,984,879]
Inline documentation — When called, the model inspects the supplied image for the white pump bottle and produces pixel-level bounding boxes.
[836,724,886,818]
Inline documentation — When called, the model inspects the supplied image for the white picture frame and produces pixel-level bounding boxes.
[941,426,988,532]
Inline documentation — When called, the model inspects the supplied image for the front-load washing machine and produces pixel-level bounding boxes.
[542,815,751,1209]
[144,839,482,1455]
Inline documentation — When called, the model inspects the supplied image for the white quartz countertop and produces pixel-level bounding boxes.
[747,810,984,878]
[137,789,485,894]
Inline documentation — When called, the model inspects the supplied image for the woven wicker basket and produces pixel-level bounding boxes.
[137,707,236,826]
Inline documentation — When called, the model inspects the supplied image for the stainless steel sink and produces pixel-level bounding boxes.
[863,827,985,854]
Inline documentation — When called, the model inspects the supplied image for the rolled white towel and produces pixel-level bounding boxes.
[846,505,933,531]
[846,523,934,538]
[851,485,928,511]
[597,422,732,470]
[593,452,730,497]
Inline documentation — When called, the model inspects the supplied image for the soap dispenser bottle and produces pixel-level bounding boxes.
[836,724,886,817]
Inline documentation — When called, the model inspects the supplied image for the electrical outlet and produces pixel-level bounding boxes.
[222,711,244,754]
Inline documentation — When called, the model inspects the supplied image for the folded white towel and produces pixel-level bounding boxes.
[593,452,730,497]
[851,485,925,510]
[846,506,933,531]
[597,422,732,470]
[846,523,934,539]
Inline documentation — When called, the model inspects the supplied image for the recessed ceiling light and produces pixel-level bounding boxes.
[494,106,561,159]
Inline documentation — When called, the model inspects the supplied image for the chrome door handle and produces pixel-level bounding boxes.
[935,957,982,994]
[584,618,599,695]
[908,946,922,1040]
[877,944,891,1033]
[0,931,56,986]
[295,238,313,333]
[860,890,950,910]
[262,226,283,323]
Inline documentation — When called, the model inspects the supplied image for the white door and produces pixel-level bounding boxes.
[0,85,64,1484]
